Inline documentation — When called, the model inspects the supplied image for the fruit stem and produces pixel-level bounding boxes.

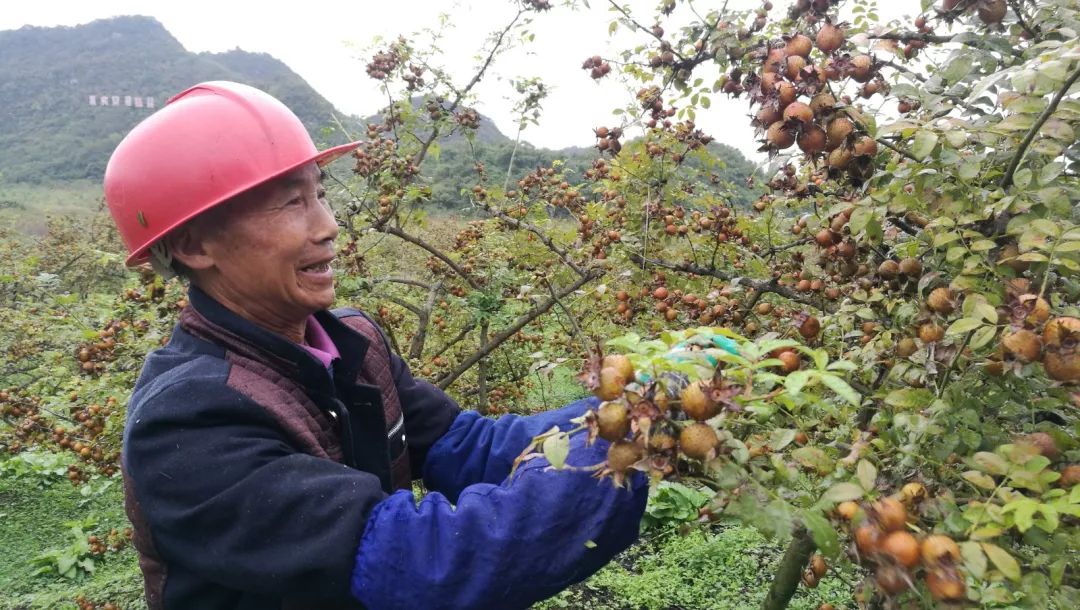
[759,526,816,610]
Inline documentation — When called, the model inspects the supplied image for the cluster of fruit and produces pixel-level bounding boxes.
[352,134,418,181]
[75,322,122,376]
[87,527,132,556]
[0,390,121,481]
[591,125,624,156]
[584,352,732,486]
[721,16,886,187]
[365,38,406,80]
[837,496,967,603]
[580,55,612,81]
[992,294,1080,383]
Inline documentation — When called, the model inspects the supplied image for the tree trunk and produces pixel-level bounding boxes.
[760,526,816,610]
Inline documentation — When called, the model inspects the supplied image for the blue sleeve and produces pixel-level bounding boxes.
[422,395,599,502]
[351,429,648,610]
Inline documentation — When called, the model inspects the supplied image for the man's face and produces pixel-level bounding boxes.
[194,163,339,326]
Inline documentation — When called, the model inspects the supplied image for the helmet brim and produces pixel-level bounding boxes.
[124,140,361,267]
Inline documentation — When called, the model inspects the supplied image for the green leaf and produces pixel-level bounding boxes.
[1002,497,1038,532]
[584,539,598,548]
[884,388,933,409]
[912,130,938,160]
[961,541,987,578]
[785,370,811,395]
[1014,168,1033,189]
[793,447,835,475]
[848,207,872,236]
[941,55,973,83]
[1039,162,1064,185]
[770,428,797,451]
[946,317,983,335]
[543,433,569,470]
[970,325,998,350]
[981,542,1022,581]
[972,452,1009,475]
[821,481,865,503]
[963,470,997,490]
[819,373,860,406]
[857,459,877,491]
[802,510,840,558]
[1030,218,1061,237]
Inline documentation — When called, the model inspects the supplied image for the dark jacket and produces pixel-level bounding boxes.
[123,286,648,610]
[122,285,460,609]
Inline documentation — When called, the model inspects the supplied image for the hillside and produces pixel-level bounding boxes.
[0,16,349,184]
[0,15,762,220]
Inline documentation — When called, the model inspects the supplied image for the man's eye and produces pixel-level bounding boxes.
[317,190,327,199]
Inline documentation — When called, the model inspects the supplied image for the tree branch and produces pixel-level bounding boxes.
[629,253,836,313]
[410,9,524,172]
[408,281,444,360]
[1000,61,1080,188]
[436,269,604,389]
[478,200,587,277]
[379,225,481,290]
[876,137,920,162]
[760,526,816,610]
[430,322,478,360]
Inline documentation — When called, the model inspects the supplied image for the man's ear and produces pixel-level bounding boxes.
[167,223,216,272]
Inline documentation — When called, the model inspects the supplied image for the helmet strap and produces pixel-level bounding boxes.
[149,241,178,281]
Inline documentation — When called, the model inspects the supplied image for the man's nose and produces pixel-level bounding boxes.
[311,196,340,244]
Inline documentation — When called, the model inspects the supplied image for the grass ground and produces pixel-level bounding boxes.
[1,453,853,610]
[0,181,102,235]
[0,466,142,610]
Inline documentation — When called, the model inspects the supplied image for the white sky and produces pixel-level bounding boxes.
[0,0,918,163]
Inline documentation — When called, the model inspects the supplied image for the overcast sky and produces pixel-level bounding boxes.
[0,0,918,163]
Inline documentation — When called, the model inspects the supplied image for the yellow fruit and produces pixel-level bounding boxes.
[595,366,627,401]
[810,553,827,578]
[1023,432,1060,461]
[880,531,920,568]
[680,381,718,421]
[927,287,955,314]
[899,482,926,503]
[1044,349,1080,382]
[898,258,922,277]
[1043,317,1080,348]
[596,401,630,442]
[926,569,966,601]
[679,423,719,460]
[606,440,643,473]
[1002,329,1042,363]
[602,354,635,383]
[918,322,944,344]
[920,534,960,567]
[872,497,908,532]
[896,338,917,358]
[1057,464,1080,488]
[837,501,860,521]
[854,524,881,555]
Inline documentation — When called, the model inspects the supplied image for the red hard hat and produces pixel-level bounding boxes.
[104,81,359,266]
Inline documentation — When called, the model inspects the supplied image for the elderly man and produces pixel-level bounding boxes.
[104,81,646,610]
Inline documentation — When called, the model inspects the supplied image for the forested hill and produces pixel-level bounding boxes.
[0,16,346,183]
[0,15,761,207]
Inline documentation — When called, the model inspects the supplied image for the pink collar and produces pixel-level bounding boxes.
[302,315,340,369]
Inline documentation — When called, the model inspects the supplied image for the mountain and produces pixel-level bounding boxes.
[0,16,351,184]
[0,15,761,211]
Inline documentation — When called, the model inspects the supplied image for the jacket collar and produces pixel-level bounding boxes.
[181,285,371,393]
